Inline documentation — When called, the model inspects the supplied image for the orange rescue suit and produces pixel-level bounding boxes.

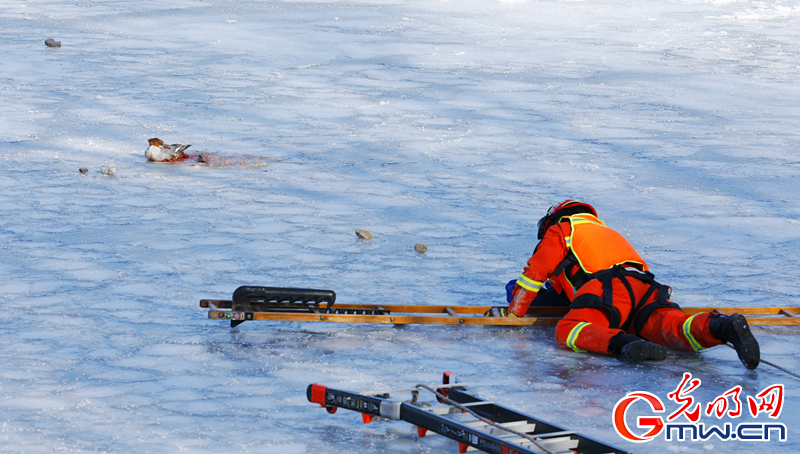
[509,214,723,354]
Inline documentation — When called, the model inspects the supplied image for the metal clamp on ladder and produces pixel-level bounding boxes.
[307,371,630,454]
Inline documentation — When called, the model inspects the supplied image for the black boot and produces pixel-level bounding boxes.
[709,313,760,370]
[608,333,668,362]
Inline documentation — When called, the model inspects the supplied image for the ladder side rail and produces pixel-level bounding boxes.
[307,385,385,417]
[448,388,631,454]
[200,299,233,308]
[399,403,542,454]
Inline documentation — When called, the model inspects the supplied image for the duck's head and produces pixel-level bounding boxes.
[148,138,165,147]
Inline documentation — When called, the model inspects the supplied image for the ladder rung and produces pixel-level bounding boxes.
[468,434,578,453]
[531,430,576,439]
[464,420,537,436]
[515,435,579,452]
[465,419,528,428]
[461,401,494,407]
[498,431,575,442]
[483,423,538,436]
[424,401,495,415]
[426,406,462,415]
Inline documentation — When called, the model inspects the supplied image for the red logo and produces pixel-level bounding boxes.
[612,391,665,442]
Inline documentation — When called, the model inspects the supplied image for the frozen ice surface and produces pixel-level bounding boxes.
[1,0,800,452]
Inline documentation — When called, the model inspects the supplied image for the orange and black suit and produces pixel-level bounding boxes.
[508,213,723,354]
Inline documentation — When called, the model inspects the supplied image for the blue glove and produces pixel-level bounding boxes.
[505,279,517,304]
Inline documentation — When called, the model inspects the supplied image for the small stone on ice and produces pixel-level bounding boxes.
[79,168,88,174]
[355,229,373,239]
[45,39,61,47]
[414,243,428,253]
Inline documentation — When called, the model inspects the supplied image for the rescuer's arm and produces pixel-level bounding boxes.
[507,223,570,317]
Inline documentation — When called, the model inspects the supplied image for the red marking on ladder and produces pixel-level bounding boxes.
[417,426,427,438]
[438,371,455,403]
[310,384,326,406]
[361,413,373,424]
[458,442,468,453]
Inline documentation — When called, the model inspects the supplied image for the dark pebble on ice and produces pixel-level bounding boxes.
[414,243,428,253]
[79,168,88,174]
[45,39,61,48]
[355,229,373,239]
[198,153,210,163]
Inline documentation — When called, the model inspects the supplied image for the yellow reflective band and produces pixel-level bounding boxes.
[682,314,705,352]
[569,214,606,227]
[565,235,572,247]
[566,322,590,353]
[570,219,600,225]
[516,274,543,292]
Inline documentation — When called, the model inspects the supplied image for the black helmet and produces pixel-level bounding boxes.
[537,199,597,240]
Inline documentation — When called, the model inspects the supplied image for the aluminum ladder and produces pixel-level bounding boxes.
[307,372,630,454]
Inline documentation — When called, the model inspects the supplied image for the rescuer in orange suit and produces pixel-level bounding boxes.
[502,199,760,369]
